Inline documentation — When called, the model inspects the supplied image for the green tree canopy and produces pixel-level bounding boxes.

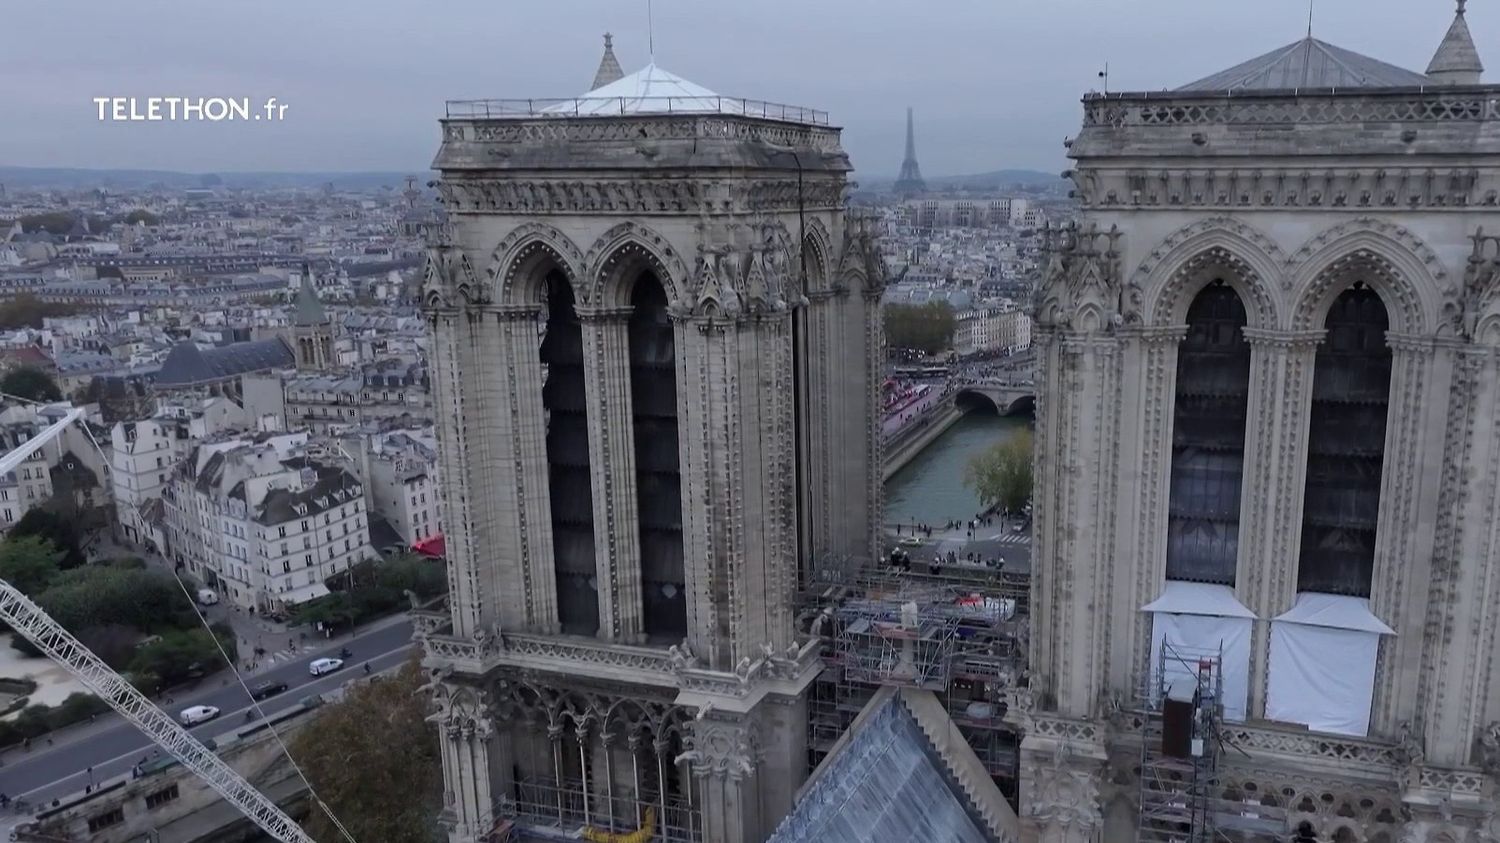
[34,566,196,633]
[0,534,64,594]
[128,625,235,691]
[0,294,83,331]
[965,429,1035,514]
[0,366,62,402]
[290,660,442,843]
[883,302,957,356]
[12,506,85,568]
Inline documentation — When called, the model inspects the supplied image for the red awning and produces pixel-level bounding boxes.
[412,534,446,559]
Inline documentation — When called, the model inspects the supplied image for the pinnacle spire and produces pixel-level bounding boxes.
[294,262,328,327]
[894,107,926,197]
[1427,0,1483,85]
[591,32,625,92]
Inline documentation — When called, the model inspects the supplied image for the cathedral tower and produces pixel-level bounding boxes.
[1027,5,1500,841]
[417,47,883,843]
[292,262,333,370]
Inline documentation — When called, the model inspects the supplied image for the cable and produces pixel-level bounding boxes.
[48,402,362,843]
[162,568,361,843]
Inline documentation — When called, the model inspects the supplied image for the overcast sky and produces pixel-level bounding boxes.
[0,0,1487,178]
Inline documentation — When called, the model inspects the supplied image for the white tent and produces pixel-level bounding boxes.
[1267,592,1394,737]
[1142,581,1256,722]
[544,63,738,116]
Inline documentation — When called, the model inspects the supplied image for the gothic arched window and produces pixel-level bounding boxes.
[541,271,599,635]
[628,271,686,641]
[1165,281,1253,585]
[1298,283,1391,597]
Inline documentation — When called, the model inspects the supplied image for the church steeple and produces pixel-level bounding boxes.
[1427,0,1483,85]
[590,32,625,92]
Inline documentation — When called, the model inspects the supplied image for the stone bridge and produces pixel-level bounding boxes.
[952,381,1035,417]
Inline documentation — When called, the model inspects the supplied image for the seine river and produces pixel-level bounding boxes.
[884,409,1032,527]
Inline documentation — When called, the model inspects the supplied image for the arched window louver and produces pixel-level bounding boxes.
[541,272,598,635]
[1165,281,1253,585]
[1298,284,1391,597]
[628,272,687,641]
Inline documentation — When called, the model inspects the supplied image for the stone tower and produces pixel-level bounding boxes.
[417,51,884,843]
[292,263,333,370]
[1025,6,1500,842]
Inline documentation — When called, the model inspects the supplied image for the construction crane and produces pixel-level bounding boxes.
[0,406,316,843]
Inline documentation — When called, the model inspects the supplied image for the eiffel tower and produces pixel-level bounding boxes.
[893,106,927,196]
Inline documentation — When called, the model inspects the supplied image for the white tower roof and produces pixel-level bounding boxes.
[545,63,743,116]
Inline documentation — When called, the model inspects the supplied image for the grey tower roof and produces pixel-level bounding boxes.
[1428,0,1484,85]
[590,32,625,92]
[156,338,294,388]
[768,687,1020,843]
[294,267,328,327]
[1179,37,1433,92]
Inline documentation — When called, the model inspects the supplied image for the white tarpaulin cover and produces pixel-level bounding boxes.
[1142,582,1255,722]
[547,63,740,115]
[1267,592,1395,737]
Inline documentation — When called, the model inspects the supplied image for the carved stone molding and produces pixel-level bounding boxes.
[486,221,585,306]
[582,220,691,308]
[444,115,843,152]
[1075,164,1493,211]
[1291,246,1432,335]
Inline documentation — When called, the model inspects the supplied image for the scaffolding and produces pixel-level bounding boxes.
[801,555,1029,804]
[1135,642,1288,842]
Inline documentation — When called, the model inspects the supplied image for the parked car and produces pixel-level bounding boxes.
[308,657,344,676]
[250,680,289,700]
[179,705,220,726]
[196,588,219,606]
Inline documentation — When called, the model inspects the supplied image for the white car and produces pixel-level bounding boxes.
[309,657,345,676]
[178,705,220,726]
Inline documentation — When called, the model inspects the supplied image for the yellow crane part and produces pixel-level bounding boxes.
[582,807,657,843]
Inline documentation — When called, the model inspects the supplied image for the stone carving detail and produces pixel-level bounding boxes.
[447,116,841,152]
[681,220,797,320]
[499,633,677,676]
[836,213,888,300]
[682,715,758,779]
[1291,245,1429,333]
[1024,742,1103,833]
[486,221,585,304]
[1079,165,1490,211]
[423,242,485,310]
[582,220,691,307]
[1032,221,1124,332]
[1444,230,1500,342]
[1083,93,1494,129]
[1132,216,1285,327]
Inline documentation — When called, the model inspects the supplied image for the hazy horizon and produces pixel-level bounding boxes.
[0,1,1488,178]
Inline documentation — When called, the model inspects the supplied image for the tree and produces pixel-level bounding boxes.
[128,625,235,690]
[0,366,62,402]
[883,302,957,356]
[0,535,64,594]
[12,507,85,568]
[0,293,81,331]
[965,430,1035,514]
[35,566,197,633]
[290,659,442,843]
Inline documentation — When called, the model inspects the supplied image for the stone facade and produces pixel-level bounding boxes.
[1025,16,1500,843]
[417,95,884,841]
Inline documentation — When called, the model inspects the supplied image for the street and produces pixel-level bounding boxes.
[0,616,416,809]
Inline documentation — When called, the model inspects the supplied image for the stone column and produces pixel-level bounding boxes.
[428,307,482,639]
[1019,732,1106,843]
[1419,342,1500,765]
[578,306,644,643]
[861,284,886,564]
[1118,326,1185,697]
[1237,328,1322,718]
[1370,334,1449,736]
[684,713,761,843]
[1030,327,1122,718]
[676,308,798,670]
[497,306,560,633]
[439,715,496,843]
